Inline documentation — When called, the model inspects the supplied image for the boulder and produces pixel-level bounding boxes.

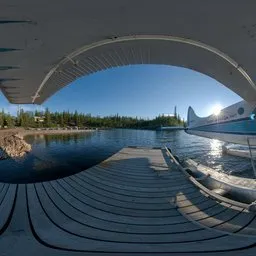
[0,135,32,158]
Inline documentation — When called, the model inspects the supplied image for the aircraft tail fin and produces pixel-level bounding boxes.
[187,106,200,128]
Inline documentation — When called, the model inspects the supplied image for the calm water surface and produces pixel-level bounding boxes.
[0,129,253,183]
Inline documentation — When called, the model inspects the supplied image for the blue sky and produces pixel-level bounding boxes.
[0,65,241,120]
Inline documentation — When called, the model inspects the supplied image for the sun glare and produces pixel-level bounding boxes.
[211,104,222,116]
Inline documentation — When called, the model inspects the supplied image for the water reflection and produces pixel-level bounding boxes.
[209,139,223,158]
[0,129,253,183]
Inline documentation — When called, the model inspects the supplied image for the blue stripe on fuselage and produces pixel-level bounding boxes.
[189,118,256,135]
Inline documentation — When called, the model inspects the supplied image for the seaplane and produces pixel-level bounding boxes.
[185,101,256,202]
[186,100,256,173]
[186,100,256,146]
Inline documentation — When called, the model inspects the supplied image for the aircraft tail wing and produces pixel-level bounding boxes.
[187,106,200,128]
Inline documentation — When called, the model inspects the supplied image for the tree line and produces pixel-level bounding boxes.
[0,108,185,129]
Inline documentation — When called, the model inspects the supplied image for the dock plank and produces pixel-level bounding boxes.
[0,147,255,255]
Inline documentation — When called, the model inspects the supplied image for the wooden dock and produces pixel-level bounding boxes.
[0,147,256,255]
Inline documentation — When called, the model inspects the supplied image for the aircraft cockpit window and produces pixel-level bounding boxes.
[250,108,256,119]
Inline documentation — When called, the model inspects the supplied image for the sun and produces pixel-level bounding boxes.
[211,104,222,116]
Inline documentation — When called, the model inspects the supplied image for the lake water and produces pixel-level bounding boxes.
[0,129,253,183]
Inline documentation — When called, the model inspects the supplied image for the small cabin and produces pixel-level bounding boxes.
[34,116,45,123]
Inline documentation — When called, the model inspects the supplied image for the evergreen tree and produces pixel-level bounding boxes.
[60,113,64,127]
[74,110,79,126]
[174,106,177,118]
[0,109,4,128]
[45,108,51,127]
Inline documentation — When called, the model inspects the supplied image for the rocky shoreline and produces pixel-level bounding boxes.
[0,128,94,159]
[0,134,32,158]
